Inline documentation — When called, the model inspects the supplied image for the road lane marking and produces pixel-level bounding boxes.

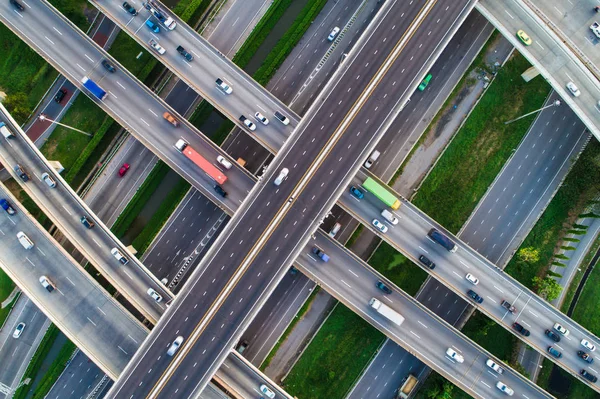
[410,331,420,339]
[493,285,504,294]
[61,205,72,215]
[92,238,102,248]
[528,310,539,318]
[341,280,351,288]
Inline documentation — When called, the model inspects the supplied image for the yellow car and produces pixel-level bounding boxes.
[517,30,532,46]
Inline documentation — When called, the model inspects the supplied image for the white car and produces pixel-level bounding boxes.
[243,118,256,131]
[496,381,514,396]
[167,336,183,356]
[445,347,464,363]
[581,338,596,352]
[274,168,289,186]
[486,358,504,374]
[148,39,166,55]
[147,288,162,302]
[41,172,57,188]
[566,81,580,97]
[328,26,340,41]
[13,322,25,338]
[111,247,129,265]
[465,273,479,285]
[254,112,269,125]
[216,155,232,170]
[553,323,569,336]
[372,219,388,234]
[259,384,275,399]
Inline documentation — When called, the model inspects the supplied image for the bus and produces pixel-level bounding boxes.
[362,177,401,210]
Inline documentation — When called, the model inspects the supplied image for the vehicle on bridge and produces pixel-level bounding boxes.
[396,374,418,399]
[362,177,401,210]
[174,139,227,185]
[81,77,107,100]
[369,297,404,326]
[427,228,457,252]
[0,122,15,139]
[0,199,16,215]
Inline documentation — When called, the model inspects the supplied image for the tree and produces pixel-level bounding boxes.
[517,247,540,264]
[532,276,562,301]
[440,382,454,399]
[3,92,30,124]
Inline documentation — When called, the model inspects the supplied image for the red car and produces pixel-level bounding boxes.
[118,163,130,177]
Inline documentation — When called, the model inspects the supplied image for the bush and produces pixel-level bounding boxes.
[560,246,577,251]
[563,237,580,243]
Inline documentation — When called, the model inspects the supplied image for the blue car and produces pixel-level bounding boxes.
[145,19,160,33]
[349,185,364,199]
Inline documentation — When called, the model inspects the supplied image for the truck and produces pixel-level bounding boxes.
[144,1,176,30]
[174,139,227,185]
[362,177,401,210]
[396,374,418,399]
[312,246,330,262]
[369,297,405,326]
[215,78,233,94]
[428,228,457,253]
[591,22,600,39]
[81,77,107,100]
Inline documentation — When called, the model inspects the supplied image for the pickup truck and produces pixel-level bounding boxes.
[176,45,193,62]
[501,299,516,313]
[312,246,330,262]
[591,22,600,39]
[215,78,233,94]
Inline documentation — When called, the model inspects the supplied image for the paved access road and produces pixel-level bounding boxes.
[107,1,478,397]
[0,0,255,212]
[0,183,147,378]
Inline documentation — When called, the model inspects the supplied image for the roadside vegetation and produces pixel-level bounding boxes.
[47,0,91,31]
[368,242,427,296]
[0,270,16,327]
[27,339,77,399]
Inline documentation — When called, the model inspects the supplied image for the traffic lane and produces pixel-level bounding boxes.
[0,1,255,210]
[220,353,290,399]
[0,183,147,378]
[0,119,169,322]
[92,0,295,153]
[296,241,551,399]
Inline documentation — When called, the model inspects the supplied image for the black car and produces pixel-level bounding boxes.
[578,351,594,364]
[10,0,24,11]
[467,289,483,304]
[545,329,561,342]
[101,60,116,73]
[214,184,227,198]
[14,164,29,182]
[512,322,530,337]
[122,1,138,15]
[54,88,67,103]
[418,254,435,269]
[177,45,194,62]
[547,346,562,358]
[376,281,392,294]
[581,369,598,383]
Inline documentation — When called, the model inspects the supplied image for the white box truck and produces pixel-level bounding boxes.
[369,298,405,326]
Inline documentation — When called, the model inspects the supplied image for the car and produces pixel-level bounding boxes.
[176,45,193,62]
[553,323,570,336]
[17,231,34,249]
[10,0,24,11]
[274,168,289,186]
[289,266,299,275]
[328,26,340,41]
[122,1,138,15]
[581,369,598,383]
[516,29,532,45]
[486,358,504,374]
[274,111,290,125]
[467,289,483,304]
[41,172,57,188]
[54,88,67,103]
[349,186,364,199]
[259,384,276,399]
[0,198,16,215]
[239,115,257,131]
[118,163,130,177]
[214,184,227,198]
[145,19,160,33]
[216,155,232,170]
[39,276,55,292]
[418,254,435,269]
[80,216,95,229]
[418,74,432,91]
[147,288,162,302]
[547,346,562,358]
[254,112,269,125]
[163,112,179,127]
[376,281,392,294]
[581,338,597,352]
[578,351,594,364]
[500,300,516,313]
[567,81,581,97]
[13,322,25,338]
[545,329,560,342]
[148,39,166,55]
[465,273,479,285]
[101,60,116,73]
[513,322,530,336]
[496,381,514,396]
[167,336,184,356]
[445,347,464,363]
[236,340,249,354]
[111,248,129,265]
[14,164,29,182]
[372,219,388,233]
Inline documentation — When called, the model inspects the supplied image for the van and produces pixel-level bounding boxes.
[111,247,129,265]
[0,122,14,139]
[274,111,290,126]
[364,150,380,168]
[328,222,341,238]
[381,209,399,225]
[41,173,57,188]
[17,232,34,249]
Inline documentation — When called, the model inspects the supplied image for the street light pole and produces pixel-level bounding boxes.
[38,114,93,137]
[504,99,561,125]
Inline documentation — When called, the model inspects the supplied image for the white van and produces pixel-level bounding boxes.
[0,122,14,139]
[17,231,34,249]
[364,150,380,168]
[328,222,342,238]
[381,209,399,225]
[111,248,129,265]
[41,173,57,188]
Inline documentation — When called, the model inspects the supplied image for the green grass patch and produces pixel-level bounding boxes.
[174,0,213,22]
[569,249,600,336]
[0,292,18,331]
[537,357,597,399]
[344,225,363,249]
[108,33,157,80]
[260,287,321,371]
[462,311,514,361]
[505,140,600,289]
[560,234,600,314]
[283,304,384,399]
[4,180,49,228]
[0,268,15,304]
[47,0,91,31]
[368,242,427,296]
[412,53,551,234]
[28,339,76,399]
